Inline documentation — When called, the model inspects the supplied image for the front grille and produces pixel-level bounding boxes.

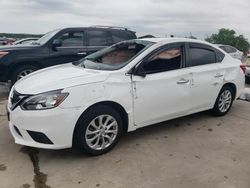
[10,90,27,110]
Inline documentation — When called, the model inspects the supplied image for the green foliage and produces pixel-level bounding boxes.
[206,28,250,52]
[0,33,43,39]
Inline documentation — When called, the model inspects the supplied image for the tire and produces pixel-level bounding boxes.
[73,104,123,156]
[212,86,234,116]
[11,65,39,84]
[246,77,250,84]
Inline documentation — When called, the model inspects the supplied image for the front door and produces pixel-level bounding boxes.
[132,44,191,127]
[46,30,87,66]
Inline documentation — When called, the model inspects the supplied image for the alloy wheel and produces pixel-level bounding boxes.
[218,90,232,113]
[17,69,34,80]
[85,115,118,150]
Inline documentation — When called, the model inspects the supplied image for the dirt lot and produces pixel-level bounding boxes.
[0,85,250,188]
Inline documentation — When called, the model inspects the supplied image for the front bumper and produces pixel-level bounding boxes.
[8,106,82,149]
[0,64,8,82]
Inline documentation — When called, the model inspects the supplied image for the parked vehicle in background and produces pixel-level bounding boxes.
[246,54,250,83]
[13,38,39,45]
[0,38,7,45]
[7,38,245,155]
[0,38,16,45]
[216,44,243,61]
[0,38,6,45]
[0,26,137,84]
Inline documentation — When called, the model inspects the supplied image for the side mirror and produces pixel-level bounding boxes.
[129,66,146,78]
[52,39,62,49]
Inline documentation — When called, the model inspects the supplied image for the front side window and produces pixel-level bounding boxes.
[189,47,216,67]
[58,32,84,47]
[142,47,182,74]
[78,40,154,71]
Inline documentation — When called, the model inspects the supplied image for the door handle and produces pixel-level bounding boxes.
[177,78,189,84]
[77,52,87,56]
[214,73,224,78]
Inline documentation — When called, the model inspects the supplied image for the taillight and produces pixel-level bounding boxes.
[240,64,246,74]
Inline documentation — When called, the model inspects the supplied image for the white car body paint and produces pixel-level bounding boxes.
[8,38,245,149]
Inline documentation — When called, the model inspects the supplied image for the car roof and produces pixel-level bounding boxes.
[59,26,135,32]
[215,44,233,47]
[138,37,214,46]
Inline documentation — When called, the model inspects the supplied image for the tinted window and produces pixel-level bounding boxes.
[219,46,227,52]
[143,47,182,74]
[59,32,84,47]
[111,30,131,43]
[228,46,237,53]
[189,47,216,67]
[87,30,111,46]
[216,50,225,62]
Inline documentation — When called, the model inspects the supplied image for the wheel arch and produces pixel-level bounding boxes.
[7,61,44,79]
[222,82,237,100]
[74,101,129,134]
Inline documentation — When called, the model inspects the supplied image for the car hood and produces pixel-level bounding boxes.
[14,63,110,94]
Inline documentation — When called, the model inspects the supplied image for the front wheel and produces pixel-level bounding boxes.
[212,86,234,116]
[73,105,123,156]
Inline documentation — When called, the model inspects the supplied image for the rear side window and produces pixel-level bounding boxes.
[189,47,217,67]
[87,30,112,46]
[216,50,225,62]
[111,30,132,43]
[226,46,237,53]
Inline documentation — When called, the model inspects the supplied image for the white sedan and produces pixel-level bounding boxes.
[7,38,245,155]
[216,44,243,61]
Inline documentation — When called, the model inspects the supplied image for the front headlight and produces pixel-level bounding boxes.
[0,51,9,58]
[21,90,69,110]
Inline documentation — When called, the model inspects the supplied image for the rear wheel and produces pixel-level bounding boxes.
[246,76,250,84]
[73,105,123,156]
[11,65,39,84]
[212,86,234,116]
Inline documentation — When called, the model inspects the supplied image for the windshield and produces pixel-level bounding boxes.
[35,29,60,45]
[78,40,154,71]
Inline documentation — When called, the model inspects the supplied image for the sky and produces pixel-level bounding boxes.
[0,0,249,39]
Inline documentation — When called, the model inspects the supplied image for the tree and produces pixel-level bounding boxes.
[206,28,250,52]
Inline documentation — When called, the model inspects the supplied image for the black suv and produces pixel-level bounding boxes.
[0,26,136,84]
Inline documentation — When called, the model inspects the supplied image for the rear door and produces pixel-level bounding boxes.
[85,29,113,55]
[187,43,225,111]
[110,29,135,44]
